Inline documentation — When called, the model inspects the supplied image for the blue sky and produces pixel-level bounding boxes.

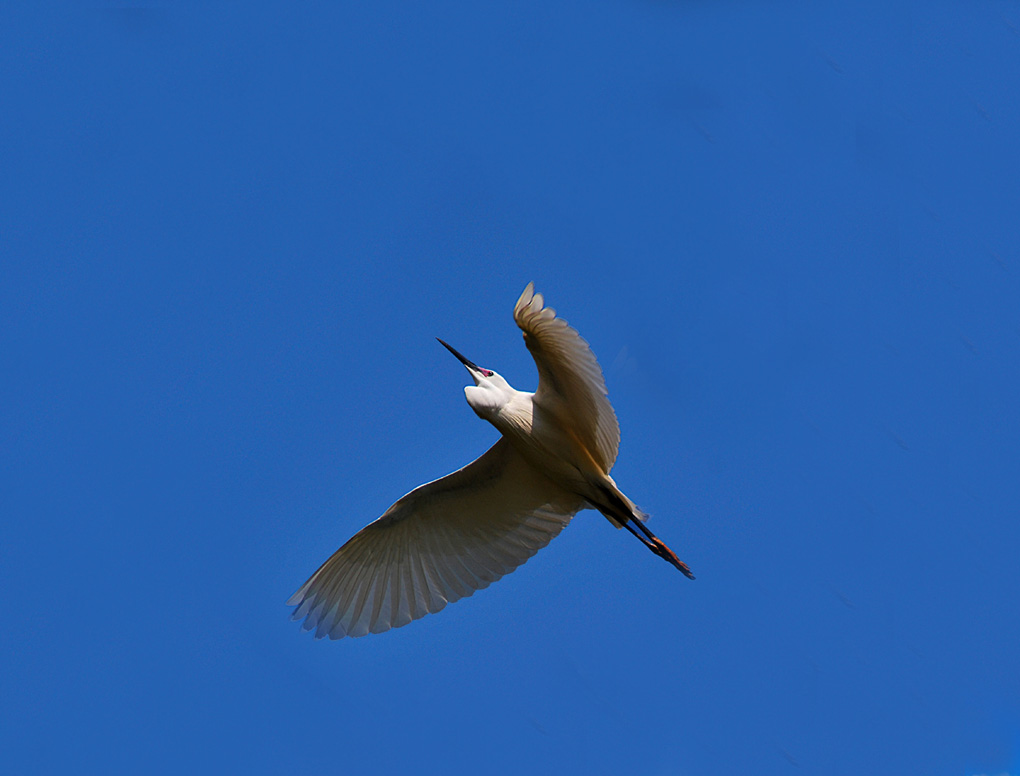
[3,2,1019,774]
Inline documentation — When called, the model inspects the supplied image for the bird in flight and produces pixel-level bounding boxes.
[288,283,694,639]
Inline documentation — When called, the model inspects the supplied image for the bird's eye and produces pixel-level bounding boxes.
[481,369,494,377]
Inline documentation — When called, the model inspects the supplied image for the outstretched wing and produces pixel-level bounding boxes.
[288,438,584,639]
[513,282,621,472]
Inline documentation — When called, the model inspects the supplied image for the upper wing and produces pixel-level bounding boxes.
[513,282,621,472]
[288,438,584,639]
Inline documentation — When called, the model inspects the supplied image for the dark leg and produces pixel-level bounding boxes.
[622,519,696,580]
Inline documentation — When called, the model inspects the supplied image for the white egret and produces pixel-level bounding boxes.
[289,283,694,639]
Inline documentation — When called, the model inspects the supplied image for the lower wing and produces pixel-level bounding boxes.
[288,438,584,639]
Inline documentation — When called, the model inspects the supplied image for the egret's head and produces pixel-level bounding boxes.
[436,338,500,386]
[437,338,513,414]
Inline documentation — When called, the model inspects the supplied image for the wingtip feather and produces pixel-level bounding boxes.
[515,282,536,316]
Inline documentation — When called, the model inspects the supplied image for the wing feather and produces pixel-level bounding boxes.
[513,283,621,471]
[288,438,583,639]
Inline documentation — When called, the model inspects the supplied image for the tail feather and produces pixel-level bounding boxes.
[591,479,645,527]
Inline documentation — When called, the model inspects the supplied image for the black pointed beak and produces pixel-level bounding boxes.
[436,338,482,373]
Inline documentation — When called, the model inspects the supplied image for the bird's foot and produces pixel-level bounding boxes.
[649,536,696,580]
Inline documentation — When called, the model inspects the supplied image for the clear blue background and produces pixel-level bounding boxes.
[3,3,1019,774]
